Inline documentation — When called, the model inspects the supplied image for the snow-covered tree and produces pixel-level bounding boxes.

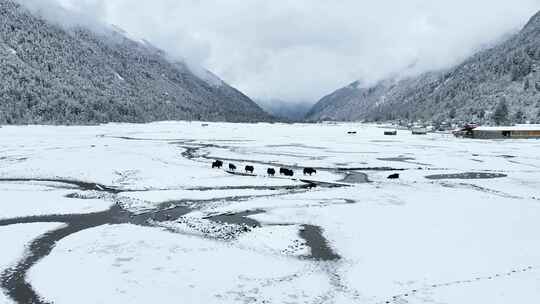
[493,100,509,125]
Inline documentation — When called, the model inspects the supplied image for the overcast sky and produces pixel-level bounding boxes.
[54,0,540,103]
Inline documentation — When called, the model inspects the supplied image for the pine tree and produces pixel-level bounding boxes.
[493,100,509,125]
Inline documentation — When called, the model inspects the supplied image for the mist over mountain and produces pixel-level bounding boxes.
[306,10,540,124]
[255,99,312,121]
[0,0,271,124]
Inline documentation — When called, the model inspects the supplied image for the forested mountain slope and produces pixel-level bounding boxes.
[0,0,271,124]
[307,11,540,124]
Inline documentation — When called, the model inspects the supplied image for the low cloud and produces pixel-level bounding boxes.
[23,0,540,102]
[17,0,110,34]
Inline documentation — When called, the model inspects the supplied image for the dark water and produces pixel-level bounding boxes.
[425,172,507,180]
[0,178,121,193]
[299,225,340,261]
[377,157,431,166]
[3,225,89,304]
[206,210,265,228]
[206,210,341,261]
[337,167,406,171]
[182,141,377,184]
[0,199,196,304]
[186,184,314,191]
[0,175,198,304]
[0,175,335,303]
[339,172,370,184]
[150,138,347,263]
[0,205,131,304]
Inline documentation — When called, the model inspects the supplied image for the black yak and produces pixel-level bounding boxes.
[267,168,276,176]
[387,173,400,179]
[283,169,294,177]
[229,164,237,171]
[279,168,289,175]
[212,160,223,169]
[303,168,317,176]
[245,165,255,174]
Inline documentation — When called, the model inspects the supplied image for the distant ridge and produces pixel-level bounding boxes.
[255,99,313,121]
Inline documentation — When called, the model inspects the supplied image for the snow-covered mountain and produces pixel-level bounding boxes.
[306,10,540,124]
[0,0,271,124]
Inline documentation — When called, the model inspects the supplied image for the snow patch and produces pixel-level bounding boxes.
[113,72,124,81]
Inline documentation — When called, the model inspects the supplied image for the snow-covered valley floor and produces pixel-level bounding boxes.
[1,122,539,304]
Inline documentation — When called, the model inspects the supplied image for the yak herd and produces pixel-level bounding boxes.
[211,160,317,177]
[212,160,402,180]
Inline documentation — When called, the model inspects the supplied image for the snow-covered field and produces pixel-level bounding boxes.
[1,121,540,304]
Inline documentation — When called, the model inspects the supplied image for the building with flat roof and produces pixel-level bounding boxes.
[468,125,540,139]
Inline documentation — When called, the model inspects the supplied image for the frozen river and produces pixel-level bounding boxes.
[1,122,539,304]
